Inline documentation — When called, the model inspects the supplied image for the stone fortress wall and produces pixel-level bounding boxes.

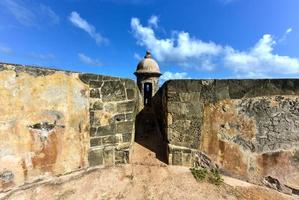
[0,63,139,192]
[1,62,299,193]
[154,79,299,191]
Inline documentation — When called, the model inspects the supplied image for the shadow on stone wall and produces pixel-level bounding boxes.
[152,79,299,195]
[134,99,168,164]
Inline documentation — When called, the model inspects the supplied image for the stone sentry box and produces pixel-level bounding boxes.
[79,73,139,166]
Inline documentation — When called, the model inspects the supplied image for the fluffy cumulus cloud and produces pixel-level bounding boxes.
[78,53,102,66]
[0,0,59,26]
[148,15,158,28]
[131,16,299,77]
[69,11,108,45]
[131,17,222,70]
[160,71,190,81]
[224,34,299,75]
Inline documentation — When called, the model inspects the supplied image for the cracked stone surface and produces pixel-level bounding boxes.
[0,63,139,192]
[156,80,299,191]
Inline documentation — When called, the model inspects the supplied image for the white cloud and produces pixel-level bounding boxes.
[39,5,60,25]
[160,71,190,81]
[69,11,108,45]
[0,0,35,26]
[0,0,59,26]
[29,52,55,60]
[0,45,13,54]
[278,27,293,43]
[224,34,299,75]
[286,28,293,34]
[131,16,299,77]
[78,53,102,66]
[131,17,222,70]
[148,15,158,28]
[134,53,142,60]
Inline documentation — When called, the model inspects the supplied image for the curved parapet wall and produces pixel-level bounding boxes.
[0,63,139,192]
[155,79,299,190]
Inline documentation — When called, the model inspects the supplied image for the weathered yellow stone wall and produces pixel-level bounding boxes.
[201,97,299,185]
[0,64,90,191]
[157,80,299,191]
[0,63,140,192]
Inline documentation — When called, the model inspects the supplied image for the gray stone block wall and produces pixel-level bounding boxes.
[155,80,204,156]
[79,74,139,167]
[155,79,299,187]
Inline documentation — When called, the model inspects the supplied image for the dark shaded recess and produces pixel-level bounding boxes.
[263,176,299,196]
[135,108,168,164]
[114,114,126,122]
[0,171,14,183]
[135,86,168,164]
[286,185,299,196]
[264,176,283,191]
[28,122,65,131]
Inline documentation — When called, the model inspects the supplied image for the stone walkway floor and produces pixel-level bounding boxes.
[131,107,167,166]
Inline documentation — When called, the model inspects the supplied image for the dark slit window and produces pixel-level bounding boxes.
[144,82,152,106]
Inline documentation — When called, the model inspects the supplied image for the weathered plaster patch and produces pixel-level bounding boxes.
[0,67,90,191]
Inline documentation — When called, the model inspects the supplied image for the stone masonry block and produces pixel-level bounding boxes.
[125,113,134,121]
[101,135,116,145]
[115,150,129,164]
[88,149,104,166]
[104,148,114,166]
[90,88,101,98]
[116,121,133,134]
[89,80,103,88]
[101,81,126,102]
[96,125,115,136]
[113,114,126,123]
[126,89,135,100]
[91,101,103,110]
[117,101,135,113]
[79,73,99,84]
[122,133,132,143]
[172,150,183,165]
[90,137,102,147]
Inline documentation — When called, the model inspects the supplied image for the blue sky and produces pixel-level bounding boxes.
[0,0,299,81]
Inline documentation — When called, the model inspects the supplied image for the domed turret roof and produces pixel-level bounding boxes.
[134,51,161,75]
